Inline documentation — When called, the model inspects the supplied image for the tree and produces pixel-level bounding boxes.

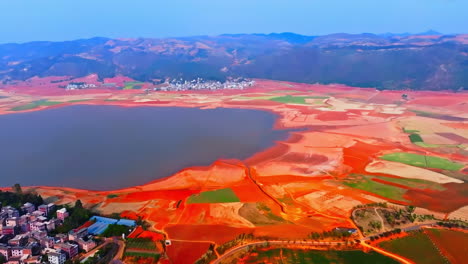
[75,200,83,209]
[406,205,416,214]
[12,183,22,194]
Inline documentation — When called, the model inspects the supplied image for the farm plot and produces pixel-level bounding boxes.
[240,248,399,264]
[269,95,328,105]
[187,188,240,204]
[124,238,160,263]
[380,152,464,171]
[343,174,408,202]
[378,231,447,264]
[10,99,62,111]
[424,228,468,264]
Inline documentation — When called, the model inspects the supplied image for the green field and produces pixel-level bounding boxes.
[375,176,445,191]
[126,238,157,251]
[408,133,423,143]
[122,81,144,90]
[379,231,447,264]
[10,100,62,111]
[68,99,90,103]
[343,175,408,202]
[403,128,420,133]
[123,252,160,260]
[380,152,464,171]
[242,248,399,264]
[187,188,240,204]
[269,95,328,104]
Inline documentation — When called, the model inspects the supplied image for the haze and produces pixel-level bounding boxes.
[1,0,467,43]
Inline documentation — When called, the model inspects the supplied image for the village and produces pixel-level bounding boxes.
[0,200,136,264]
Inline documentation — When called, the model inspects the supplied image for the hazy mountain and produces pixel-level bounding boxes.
[0,33,467,90]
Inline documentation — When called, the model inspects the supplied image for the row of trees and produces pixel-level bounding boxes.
[309,229,353,240]
[0,184,44,208]
[368,228,402,242]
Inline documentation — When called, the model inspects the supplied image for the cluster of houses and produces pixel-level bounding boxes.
[153,78,255,91]
[0,203,96,264]
[65,82,97,90]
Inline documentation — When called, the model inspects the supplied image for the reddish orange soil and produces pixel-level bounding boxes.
[164,224,252,244]
[2,78,467,263]
[404,183,468,213]
[424,228,468,264]
[165,241,212,264]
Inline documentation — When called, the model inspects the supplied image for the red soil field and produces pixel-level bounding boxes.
[404,183,468,213]
[279,152,328,164]
[119,190,200,202]
[316,111,349,121]
[245,143,289,165]
[136,230,165,241]
[342,141,393,173]
[424,228,468,264]
[231,182,272,202]
[165,241,211,264]
[164,224,253,244]
[441,122,468,130]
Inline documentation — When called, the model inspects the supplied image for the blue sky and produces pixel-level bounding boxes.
[0,0,466,43]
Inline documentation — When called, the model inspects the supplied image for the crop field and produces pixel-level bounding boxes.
[123,251,160,259]
[123,81,144,90]
[269,95,327,104]
[68,99,90,103]
[126,238,157,251]
[380,152,464,171]
[425,228,468,264]
[378,231,447,264]
[343,174,408,202]
[240,248,399,264]
[373,176,445,191]
[408,133,424,143]
[10,100,62,111]
[124,238,160,262]
[187,188,240,204]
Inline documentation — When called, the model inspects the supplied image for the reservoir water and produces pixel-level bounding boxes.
[0,105,288,190]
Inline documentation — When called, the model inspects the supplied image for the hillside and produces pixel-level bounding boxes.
[1,33,467,90]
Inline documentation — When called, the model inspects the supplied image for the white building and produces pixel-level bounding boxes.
[48,251,66,264]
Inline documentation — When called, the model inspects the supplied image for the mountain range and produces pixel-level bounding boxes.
[1,32,467,91]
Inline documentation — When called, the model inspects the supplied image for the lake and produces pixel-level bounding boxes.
[0,105,289,190]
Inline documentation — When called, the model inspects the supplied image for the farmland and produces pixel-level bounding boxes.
[378,231,448,264]
[10,99,62,111]
[380,153,464,171]
[1,79,467,264]
[239,248,400,264]
[269,95,327,104]
[343,174,408,202]
[424,228,468,264]
[187,188,240,204]
[123,238,160,263]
